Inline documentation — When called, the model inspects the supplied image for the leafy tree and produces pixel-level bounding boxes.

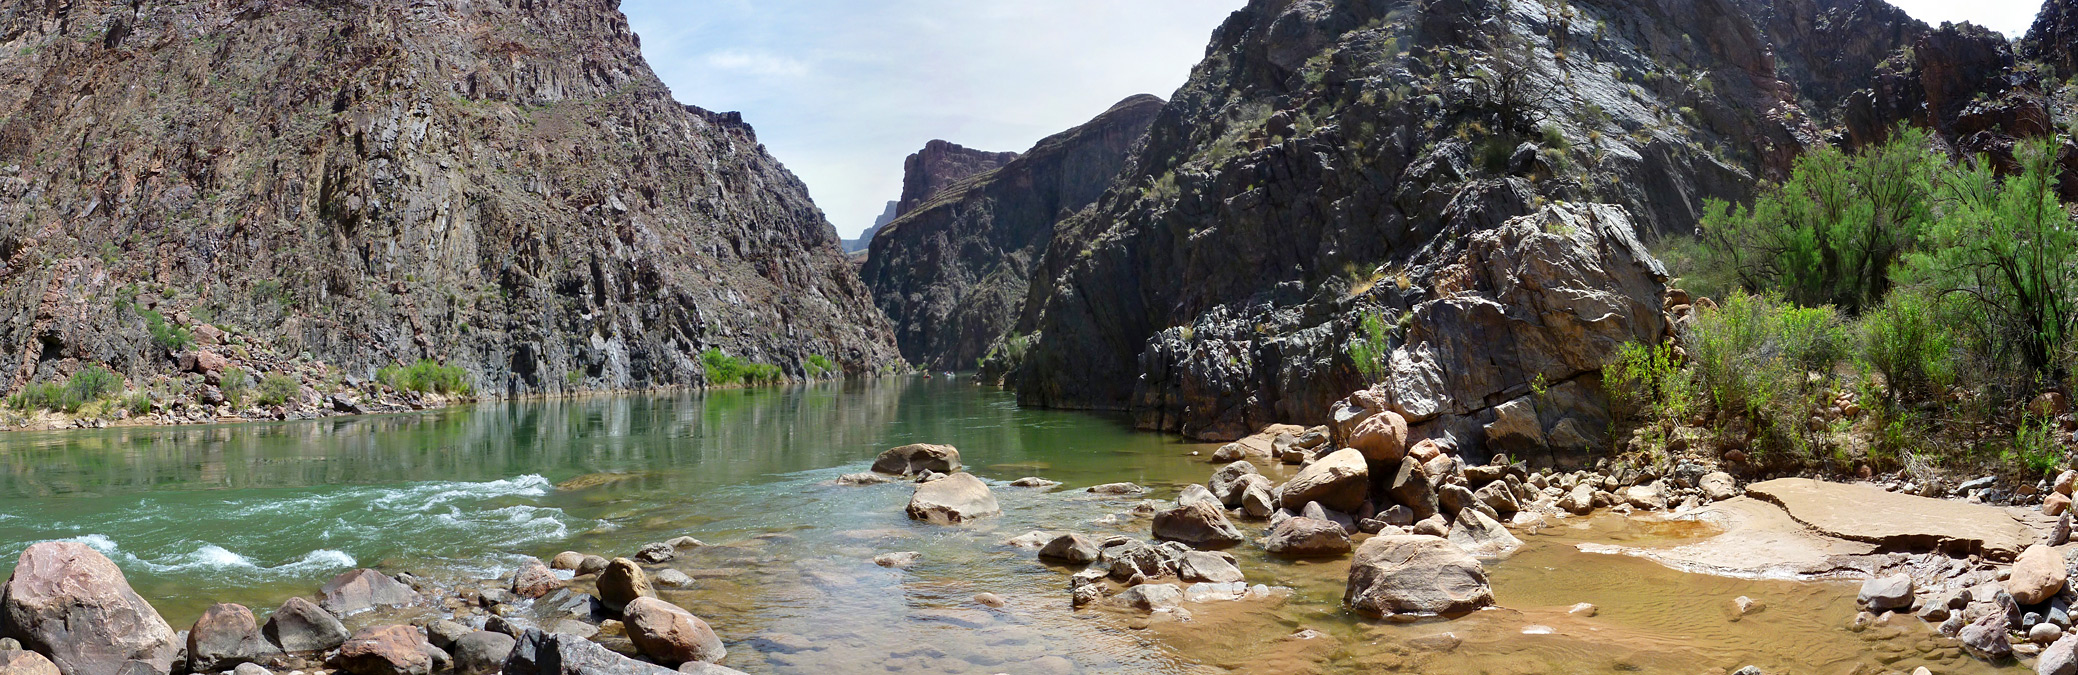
[1699,127,1935,314]
[1914,137,2078,379]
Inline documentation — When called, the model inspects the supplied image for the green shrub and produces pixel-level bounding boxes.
[256,373,300,406]
[219,367,250,406]
[700,349,781,386]
[2006,414,2064,477]
[805,354,837,378]
[141,309,194,351]
[1605,340,1689,423]
[376,360,473,395]
[120,391,153,416]
[7,366,121,413]
[1687,293,1843,456]
[1347,310,1394,382]
[1857,289,1959,404]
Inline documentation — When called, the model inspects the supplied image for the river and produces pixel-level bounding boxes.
[0,378,2007,673]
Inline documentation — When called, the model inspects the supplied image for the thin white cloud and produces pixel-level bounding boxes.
[702,50,811,79]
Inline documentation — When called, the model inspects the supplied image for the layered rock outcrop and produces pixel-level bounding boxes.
[863,95,1163,369]
[0,0,898,399]
[895,141,1019,218]
[982,0,1978,445]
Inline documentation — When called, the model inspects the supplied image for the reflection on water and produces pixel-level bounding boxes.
[0,378,2021,673]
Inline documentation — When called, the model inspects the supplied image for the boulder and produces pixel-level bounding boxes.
[1446,509,1524,558]
[653,569,694,588]
[1152,501,1244,548]
[1344,535,1494,617]
[1265,517,1352,557]
[634,542,677,564]
[1240,478,1277,518]
[1700,472,1737,501]
[1176,551,1245,583]
[1115,584,1183,612]
[598,558,655,611]
[0,541,178,675]
[1349,412,1409,463]
[1559,484,1595,515]
[835,472,895,486]
[871,444,961,475]
[187,603,274,672]
[1388,456,1440,520]
[905,473,1001,524]
[450,631,515,675]
[577,556,610,576]
[320,569,421,615]
[1960,611,2013,660]
[1086,482,1149,495]
[263,596,350,653]
[1177,484,1220,509]
[1471,481,1520,515]
[1280,448,1369,512]
[623,597,726,666]
[548,552,586,571]
[0,651,59,675]
[512,559,563,599]
[502,630,679,675]
[2010,544,2069,605]
[1623,484,1667,510]
[1208,461,1261,506]
[2050,493,2073,517]
[872,552,921,568]
[1009,477,1061,488]
[2042,632,2078,675]
[1038,534,1101,564]
[338,625,433,675]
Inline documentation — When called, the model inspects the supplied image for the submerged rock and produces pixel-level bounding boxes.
[905,473,1002,524]
[1,541,179,675]
[1344,536,1495,617]
[1087,482,1149,495]
[1039,534,1101,564]
[1115,583,1184,612]
[872,444,962,475]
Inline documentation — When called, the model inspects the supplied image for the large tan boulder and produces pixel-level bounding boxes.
[511,558,563,599]
[1344,535,1494,617]
[2009,544,2068,605]
[623,597,726,666]
[263,596,349,653]
[872,444,961,475]
[1151,501,1244,549]
[598,558,655,611]
[1,542,178,675]
[1278,448,1369,512]
[337,625,433,675]
[320,569,420,615]
[187,603,275,672]
[1265,516,1351,557]
[1347,412,1409,463]
[905,473,1001,524]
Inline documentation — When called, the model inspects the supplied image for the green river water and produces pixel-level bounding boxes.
[0,378,2016,673]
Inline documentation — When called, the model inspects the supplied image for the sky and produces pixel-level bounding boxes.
[622,1,2046,239]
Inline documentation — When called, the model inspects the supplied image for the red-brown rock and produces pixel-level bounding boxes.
[1,542,178,675]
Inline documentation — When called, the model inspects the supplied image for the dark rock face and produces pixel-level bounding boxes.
[895,141,1020,218]
[0,0,897,397]
[2026,0,2078,80]
[863,95,1163,369]
[502,630,678,675]
[984,0,1950,442]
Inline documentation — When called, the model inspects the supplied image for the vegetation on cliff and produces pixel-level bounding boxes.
[1616,131,2076,478]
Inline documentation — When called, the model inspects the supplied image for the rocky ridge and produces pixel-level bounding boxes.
[861,94,1164,370]
[973,0,2067,450]
[0,0,900,414]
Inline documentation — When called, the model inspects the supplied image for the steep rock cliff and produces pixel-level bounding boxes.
[0,0,899,398]
[895,141,1018,218]
[862,94,1163,370]
[993,0,1943,443]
